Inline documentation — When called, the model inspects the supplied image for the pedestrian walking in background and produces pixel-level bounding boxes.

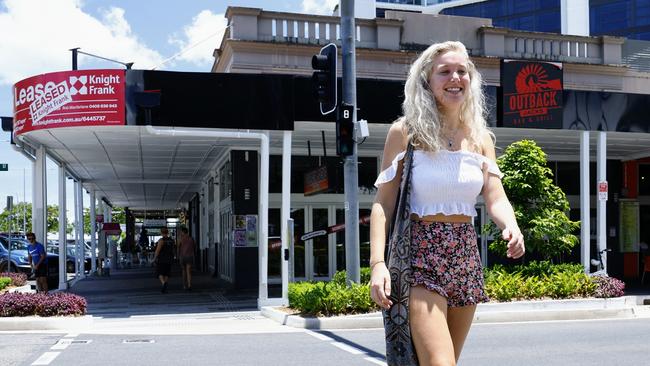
[153,227,175,293]
[177,226,196,291]
[138,228,149,267]
[26,232,48,294]
[370,41,525,365]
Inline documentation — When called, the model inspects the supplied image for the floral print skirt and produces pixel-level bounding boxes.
[409,220,489,307]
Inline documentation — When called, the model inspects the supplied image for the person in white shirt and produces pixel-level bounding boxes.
[370,41,525,365]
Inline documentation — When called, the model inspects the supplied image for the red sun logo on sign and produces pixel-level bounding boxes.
[515,64,561,93]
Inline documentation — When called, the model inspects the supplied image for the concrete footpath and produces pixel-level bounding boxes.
[2,266,650,332]
[262,295,650,330]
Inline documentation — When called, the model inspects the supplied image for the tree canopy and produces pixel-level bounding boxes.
[487,140,580,262]
[1,202,126,236]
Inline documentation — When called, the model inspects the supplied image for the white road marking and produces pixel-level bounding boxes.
[50,339,72,350]
[305,329,334,342]
[64,333,78,338]
[31,352,60,365]
[331,341,364,355]
[364,356,388,365]
[305,329,385,364]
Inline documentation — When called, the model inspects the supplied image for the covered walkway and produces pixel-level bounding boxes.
[69,267,270,318]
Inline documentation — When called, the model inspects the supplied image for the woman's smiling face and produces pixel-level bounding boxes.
[428,50,471,113]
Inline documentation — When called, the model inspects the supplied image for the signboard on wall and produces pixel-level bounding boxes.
[13,69,125,136]
[232,215,258,247]
[619,200,640,252]
[102,222,122,235]
[304,165,329,196]
[501,60,563,128]
[143,219,166,227]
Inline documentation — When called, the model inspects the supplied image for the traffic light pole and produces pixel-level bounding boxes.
[341,0,360,284]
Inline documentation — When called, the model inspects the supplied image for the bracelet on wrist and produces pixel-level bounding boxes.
[370,260,385,269]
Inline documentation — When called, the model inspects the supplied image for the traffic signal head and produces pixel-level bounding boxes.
[311,43,337,115]
[337,103,355,157]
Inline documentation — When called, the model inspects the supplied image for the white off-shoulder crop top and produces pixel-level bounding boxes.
[374,149,503,217]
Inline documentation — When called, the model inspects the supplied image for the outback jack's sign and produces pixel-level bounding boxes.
[501,60,563,128]
[13,69,125,136]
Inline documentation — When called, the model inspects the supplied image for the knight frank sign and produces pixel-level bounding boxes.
[501,60,563,128]
[13,69,126,136]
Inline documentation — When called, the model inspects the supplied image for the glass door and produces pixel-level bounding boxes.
[291,207,306,280]
[311,207,330,279]
[286,204,372,281]
[268,208,281,284]
[335,208,372,272]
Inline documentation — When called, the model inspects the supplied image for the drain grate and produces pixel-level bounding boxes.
[123,339,155,344]
[70,340,92,344]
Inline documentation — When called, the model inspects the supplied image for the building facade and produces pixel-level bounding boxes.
[6,6,650,304]
[211,6,650,285]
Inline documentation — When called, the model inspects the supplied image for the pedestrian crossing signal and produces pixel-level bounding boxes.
[337,103,355,157]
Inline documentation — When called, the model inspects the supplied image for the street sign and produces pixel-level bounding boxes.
[598,181,608,201]
[0,164,7,171]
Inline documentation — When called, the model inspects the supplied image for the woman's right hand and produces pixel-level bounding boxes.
[370,262,393,309]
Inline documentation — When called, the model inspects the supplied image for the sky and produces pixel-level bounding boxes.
[0,0,338,218]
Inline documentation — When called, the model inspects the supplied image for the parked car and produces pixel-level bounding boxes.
[46,244,92,273]
[0,235,59,288]
[0,235,32,274]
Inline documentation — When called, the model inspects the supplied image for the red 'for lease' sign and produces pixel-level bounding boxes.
[13,69,126,136]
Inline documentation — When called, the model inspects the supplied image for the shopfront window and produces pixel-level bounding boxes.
[336,208,371,271]
[555,161,596,196]
[268,208,281,278]
[292,208,305,278]
[219,162,231,201]
[208,177,215,204]
[269,155,378,194]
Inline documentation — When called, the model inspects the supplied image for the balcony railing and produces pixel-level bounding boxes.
[224,7,625,66]
[225,7,402,50]
[479,27,624,65]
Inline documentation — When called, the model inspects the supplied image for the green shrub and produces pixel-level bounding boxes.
[514,261,555,277]
[0,277,11,291]
[289,263,620,316]
[0,272,27,287]
[288,269,379,316]
[485,262,598,301]
[288,281,318,310]
[331,267,372,286]
[548,272,584,298]
[484,269,524,302]
[519,276,550,299]
[492,261,584,277]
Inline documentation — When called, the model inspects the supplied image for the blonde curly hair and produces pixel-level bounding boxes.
[402,41,492,152]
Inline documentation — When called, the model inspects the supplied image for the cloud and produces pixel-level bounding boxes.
[0,0,164,85]
[167,10,227,67]
[301,0,339,15]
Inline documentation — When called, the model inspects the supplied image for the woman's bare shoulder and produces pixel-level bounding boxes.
[386,120,409,150]
[479,129,496,160]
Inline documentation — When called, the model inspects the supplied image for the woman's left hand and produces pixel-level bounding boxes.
[503,227,525,259]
